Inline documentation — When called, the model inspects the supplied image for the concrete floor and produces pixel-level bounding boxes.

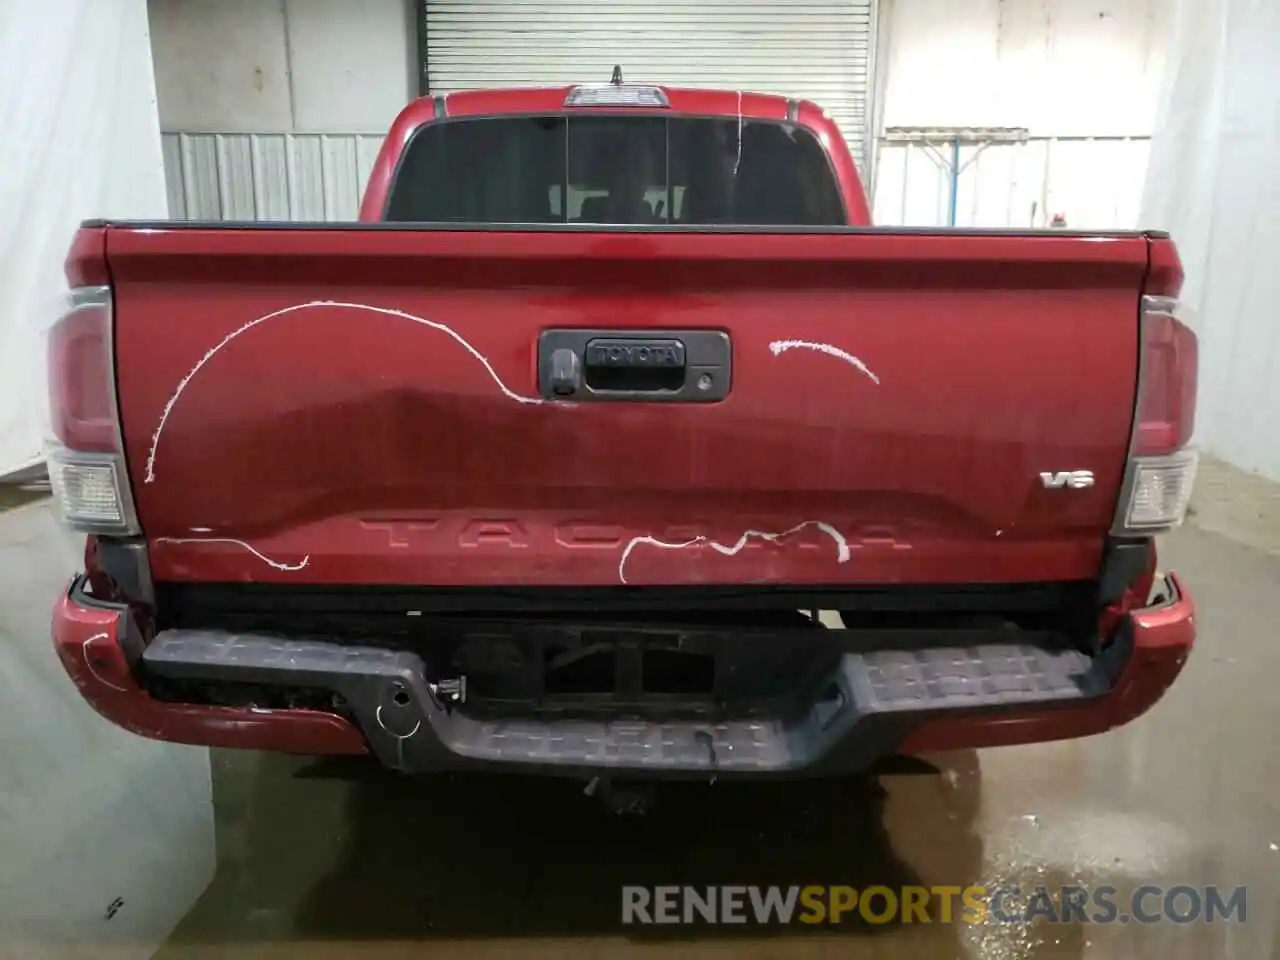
[1,495,1277,959]
[0,494,215,960]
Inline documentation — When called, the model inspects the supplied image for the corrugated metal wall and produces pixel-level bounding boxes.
[872,136,1152,229]
[161,133,385,221]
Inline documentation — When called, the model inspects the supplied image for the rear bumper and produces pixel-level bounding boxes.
[51,579,367,756]
[51,574,1194,776]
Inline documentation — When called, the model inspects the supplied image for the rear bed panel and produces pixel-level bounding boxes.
[106,225,1148,587]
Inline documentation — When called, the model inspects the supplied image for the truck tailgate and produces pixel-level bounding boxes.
[104,225,1149,587]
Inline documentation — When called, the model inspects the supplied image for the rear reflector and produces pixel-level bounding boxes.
[564,85,669,108]
[45,284,140,536]
[49,456,134,530]
[1115,450,1198,534]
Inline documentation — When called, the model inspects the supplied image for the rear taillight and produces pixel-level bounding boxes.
[44,284,139,535]
[1112,288,1200,535]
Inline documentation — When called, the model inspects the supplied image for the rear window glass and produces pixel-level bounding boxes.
[385,115,845,226]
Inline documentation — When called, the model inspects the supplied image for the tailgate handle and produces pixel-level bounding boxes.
[537,330,731,403]
[583,338,685,393]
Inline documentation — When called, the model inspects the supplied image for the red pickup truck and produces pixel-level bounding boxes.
[47,79,1198,800]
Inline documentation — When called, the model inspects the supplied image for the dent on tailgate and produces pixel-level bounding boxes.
[106,225,1151,589]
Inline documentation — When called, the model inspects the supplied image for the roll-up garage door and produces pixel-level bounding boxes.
[423,0,876,170]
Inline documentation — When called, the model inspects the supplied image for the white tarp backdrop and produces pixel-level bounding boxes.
[0,0,165,476]
[1139,0,1280,480]
[0,2,215,956]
